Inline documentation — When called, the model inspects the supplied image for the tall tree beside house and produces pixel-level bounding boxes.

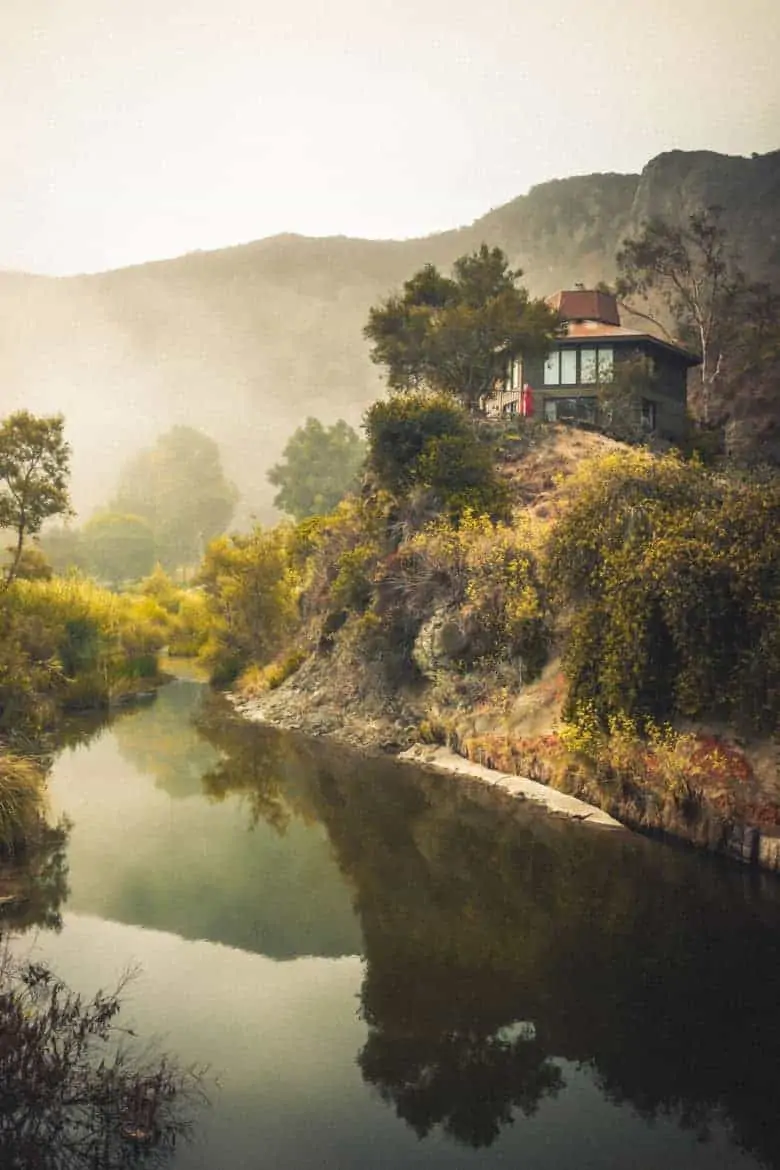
[0,411,71,588]
[719,282,780,463]
[267,417,366,521]
[616,207,748,426]
[364,245,560,411]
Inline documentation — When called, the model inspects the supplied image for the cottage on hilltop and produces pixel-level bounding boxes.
[487,288,699,441]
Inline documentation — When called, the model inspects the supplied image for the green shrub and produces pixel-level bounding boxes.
[407,511,550,675]
[137,567,211,656]
[1,578,167,717]
[197,527,301,684]
[364,392,507,520]
[546,450,780,731]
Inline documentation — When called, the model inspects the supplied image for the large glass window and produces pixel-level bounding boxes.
[561,350,578,385]
[598,347,614,381]
[580,348,598,384]
[543,397,597,423]
[543,345,616,386]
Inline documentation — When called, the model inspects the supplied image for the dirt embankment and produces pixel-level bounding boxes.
[235,649,780,874]
[236,424,780,872]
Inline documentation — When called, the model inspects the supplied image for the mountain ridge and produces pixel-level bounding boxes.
[2,147,778,520]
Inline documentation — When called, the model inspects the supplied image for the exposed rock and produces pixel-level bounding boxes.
[412,609,470,677]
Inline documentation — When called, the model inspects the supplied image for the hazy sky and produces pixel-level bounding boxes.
[2,0,778,275]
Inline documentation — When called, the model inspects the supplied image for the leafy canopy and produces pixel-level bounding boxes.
[112,426,238,571]
[364,245,559,410]
[81,511,157,585]
[0,412,71,587]
[363,393,508,521]
[267,417,366,521]
[616,207,747,424]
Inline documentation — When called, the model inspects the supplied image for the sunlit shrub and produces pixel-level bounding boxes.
[405,510,550,675]
[137,567,211,656]
[545,450,780,731]
[197,526,302,684]
[3,578,166,714]
[238,648,308,697]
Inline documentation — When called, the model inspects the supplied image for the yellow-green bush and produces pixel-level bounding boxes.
[238,648,308,697]
[197,527,302,684]
[405,510,550,674]
[363,392,509,521]
[2,577,167,716]
[546,450,780,731]
[137,566,211,656]
[297,496,387,620]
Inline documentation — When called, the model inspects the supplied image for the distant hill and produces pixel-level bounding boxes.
[2,148,778,521]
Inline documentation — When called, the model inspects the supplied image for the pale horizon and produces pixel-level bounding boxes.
[2,0,779,277]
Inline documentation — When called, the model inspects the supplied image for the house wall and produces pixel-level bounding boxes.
[493,340,691,441]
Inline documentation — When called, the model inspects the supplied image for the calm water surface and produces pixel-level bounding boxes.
[10,674,780,1169]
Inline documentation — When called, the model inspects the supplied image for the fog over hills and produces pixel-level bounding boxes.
[2,148,778,523]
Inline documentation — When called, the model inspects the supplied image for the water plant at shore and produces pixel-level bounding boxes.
[0,950,206,1167]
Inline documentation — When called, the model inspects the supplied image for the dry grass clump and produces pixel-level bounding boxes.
[0,754,45,854]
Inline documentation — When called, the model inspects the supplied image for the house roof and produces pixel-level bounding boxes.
[546,288,700,366]
[558,319,700,365]
[548,289,621,326]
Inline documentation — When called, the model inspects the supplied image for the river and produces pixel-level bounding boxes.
[7,672,780,1169]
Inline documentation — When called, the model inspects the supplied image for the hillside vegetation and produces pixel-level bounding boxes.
[209,401,780,865]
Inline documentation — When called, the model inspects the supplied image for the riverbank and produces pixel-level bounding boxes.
[399,743,624,830]
[234,663,780,873]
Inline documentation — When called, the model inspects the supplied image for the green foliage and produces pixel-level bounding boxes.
[364,393,508,521]
[0,578,167,730]
[364,245,559,410]
[407,511,550,675]
[38,525,87,576]
[198,527,301,684]
[267,417,366,520]
[0,412,71,587]
[81,511,157,585]
[12,545,53,582]
[112,426,238,572]
[137,566,211,656]
[546,450,780,731]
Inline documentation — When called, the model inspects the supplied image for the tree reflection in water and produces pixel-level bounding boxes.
[0,714,207,1168]
[201,722,780,1166]
[0,821,70,935]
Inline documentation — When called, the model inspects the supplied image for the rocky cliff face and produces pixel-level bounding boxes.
[2,148,778,518]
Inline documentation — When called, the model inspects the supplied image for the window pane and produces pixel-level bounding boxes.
[598,347,614,381]
[512,358,522,389]
[544,399,557,421]
[560,350,578,385]
[580,348,597,383]
[544,353,559,385]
